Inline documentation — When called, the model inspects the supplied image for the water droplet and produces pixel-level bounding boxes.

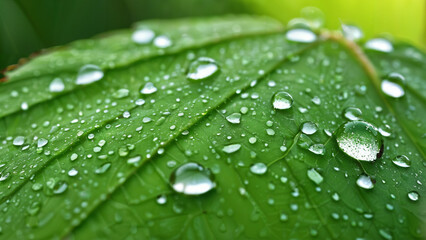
[37,138,48,148]
[169,162,215,195]
[13,136,25,146]
[76,64,104,85]
[68,168,78,177]
[381,73,405,98]
[127,155,141,166]
[365,38,393,52]
[153,35,172,48]
[285,29,317,43]
[226,113,241,124]
[95,162,112,174]
[379,229,392,240]
[308,144,325,155]
[132,28,155,44]
[343,107,362,121]
[356,175,374,189]
[0,172,10,182]
[49,78,65,92]
[336,121,383,161]
[341,24,363,41]
[187,57,219,81]
[27,201,42,216]
[222,144,241,153]
[301,122,318,135]
[53,181,68,194]
[408,191,419,201]
[140,82,157,94]
[272,92,293,110]
[156,194,167,205]
[21,102,28,111]
[113,89,130,99]
[392,155,411,168]
[307,169,323,184]
[250,163,267,175]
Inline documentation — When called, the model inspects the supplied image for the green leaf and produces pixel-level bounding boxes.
[0,16,425,240]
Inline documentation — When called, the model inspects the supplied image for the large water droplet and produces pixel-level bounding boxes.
[169,162,215,195]
[226,113,241,124]
[301,121,318,135]
[76,64,104,85]
[307,169,323,184]
[308,144,325,155]
[336,121,383,161]
[381,73,405,98]
[272,92,293,110]
[154,35,172,48]
[132,28,155,44]
[250,163,268,175]
[365,38,393,52]
[341,24,363,41]
[285,29,317,43]
[343,107,362,121]
[49,78,65,92]
[187,57,219,81]
[392,155,411,168]
[222,144,241,153]
[356,175,374,189]
[140,82,157,94]
[13,136,25,146]
[408,191,419,201]
[37,138,48,148]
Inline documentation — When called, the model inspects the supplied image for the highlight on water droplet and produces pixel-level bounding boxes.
[250,162,268,175]
[13,136,25,146]
[341,24,363,41]
[187,57,219,81]
[169,162,215,196]
[392,155,411,168]
[285,28,317,43]
[222,144,241,154]
[76,64,104,85]
[301,121,318,135]
[154,35,172,48]
[343,107,362,121]
[132,28,155,44]
[140,82,157,95]
[407,191,419,202]
[356,175,374,189]
[381,73,405,98]
[272,92,293,110]
[49,78,65,92]
[365,38,393,52]
[226,113,241,124]
[335,121,383,162]
[307,168,323,184]
[37,138,48,148]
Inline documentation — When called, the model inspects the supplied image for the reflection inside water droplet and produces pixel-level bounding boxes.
[140,82,157,95]
[341,24,363,41]
[392,155,411,168]
[381,73,405,98]
[76,64,104,85]
[250,162,267,175]
[285,29,317,43]
[169,162,215,195]
[272,92,293,110]
[356,175,374,189]
[187,57,219,81]
[132,28,155,44]
[365,38,393,52]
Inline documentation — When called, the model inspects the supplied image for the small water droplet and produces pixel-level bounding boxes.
[113,89,130,99]
[343,107,362,121]
[95,162,112,174]
[169,162,215,195]
[308,144,325,155]
[156,194,167,205]
[187,57,219,81]
[53,181,68,194]
[307,169,323,184]
[226,113,241,124]
[301,121,318,135]
[154,35,172,48]
[37,138,48,148]
[365,38,393,52]
[68,168,78,177]
[140,82,157,95]
[132,28,155,44]
[222,144,241,153]
[250,163,268,175]
[76,64,104,85]
[356,175,374,189]
[336,121,383,161]
[381,73,405,98]
[49,78,65,92]
[272,92,293,110]
[392,155,411,168]
[13,136,25,146]
[408,191,419,201]
[286,29,317,43]
[341,24,363,41]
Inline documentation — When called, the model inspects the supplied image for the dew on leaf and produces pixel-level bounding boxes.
[226,113,241,124]
[13,136,25,146]
[392,155,411,168]
[127,155,141,166]
[408,191,419,202]
[356,175,374,189]
[76,64,104,85]
[307,168,323,184]
[37,138,48,148]
[49,78,65,92]
[365,38,393,52]
[68,168,78,177]
[156,194,167,205]
[140,82,157,95]
[308,144,325,155]
[21,102,28,110]
[95,162,112,174]
[154,35,172,48]
[132,28,155,44]
[381,73,405,98]
[341,24,363,41]
[250,163,267,175]
[113,89,130,99]
[222,144,241,153]
[272,91,293,110]
[343,107,362,121]
[187,57,219,81]
[169,162,215,195]
[285,29,317,43]
[53,181,68,194]
[301,121,318,135]
[336,121,383,161]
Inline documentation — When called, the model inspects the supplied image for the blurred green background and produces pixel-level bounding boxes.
[1,0,424,74]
